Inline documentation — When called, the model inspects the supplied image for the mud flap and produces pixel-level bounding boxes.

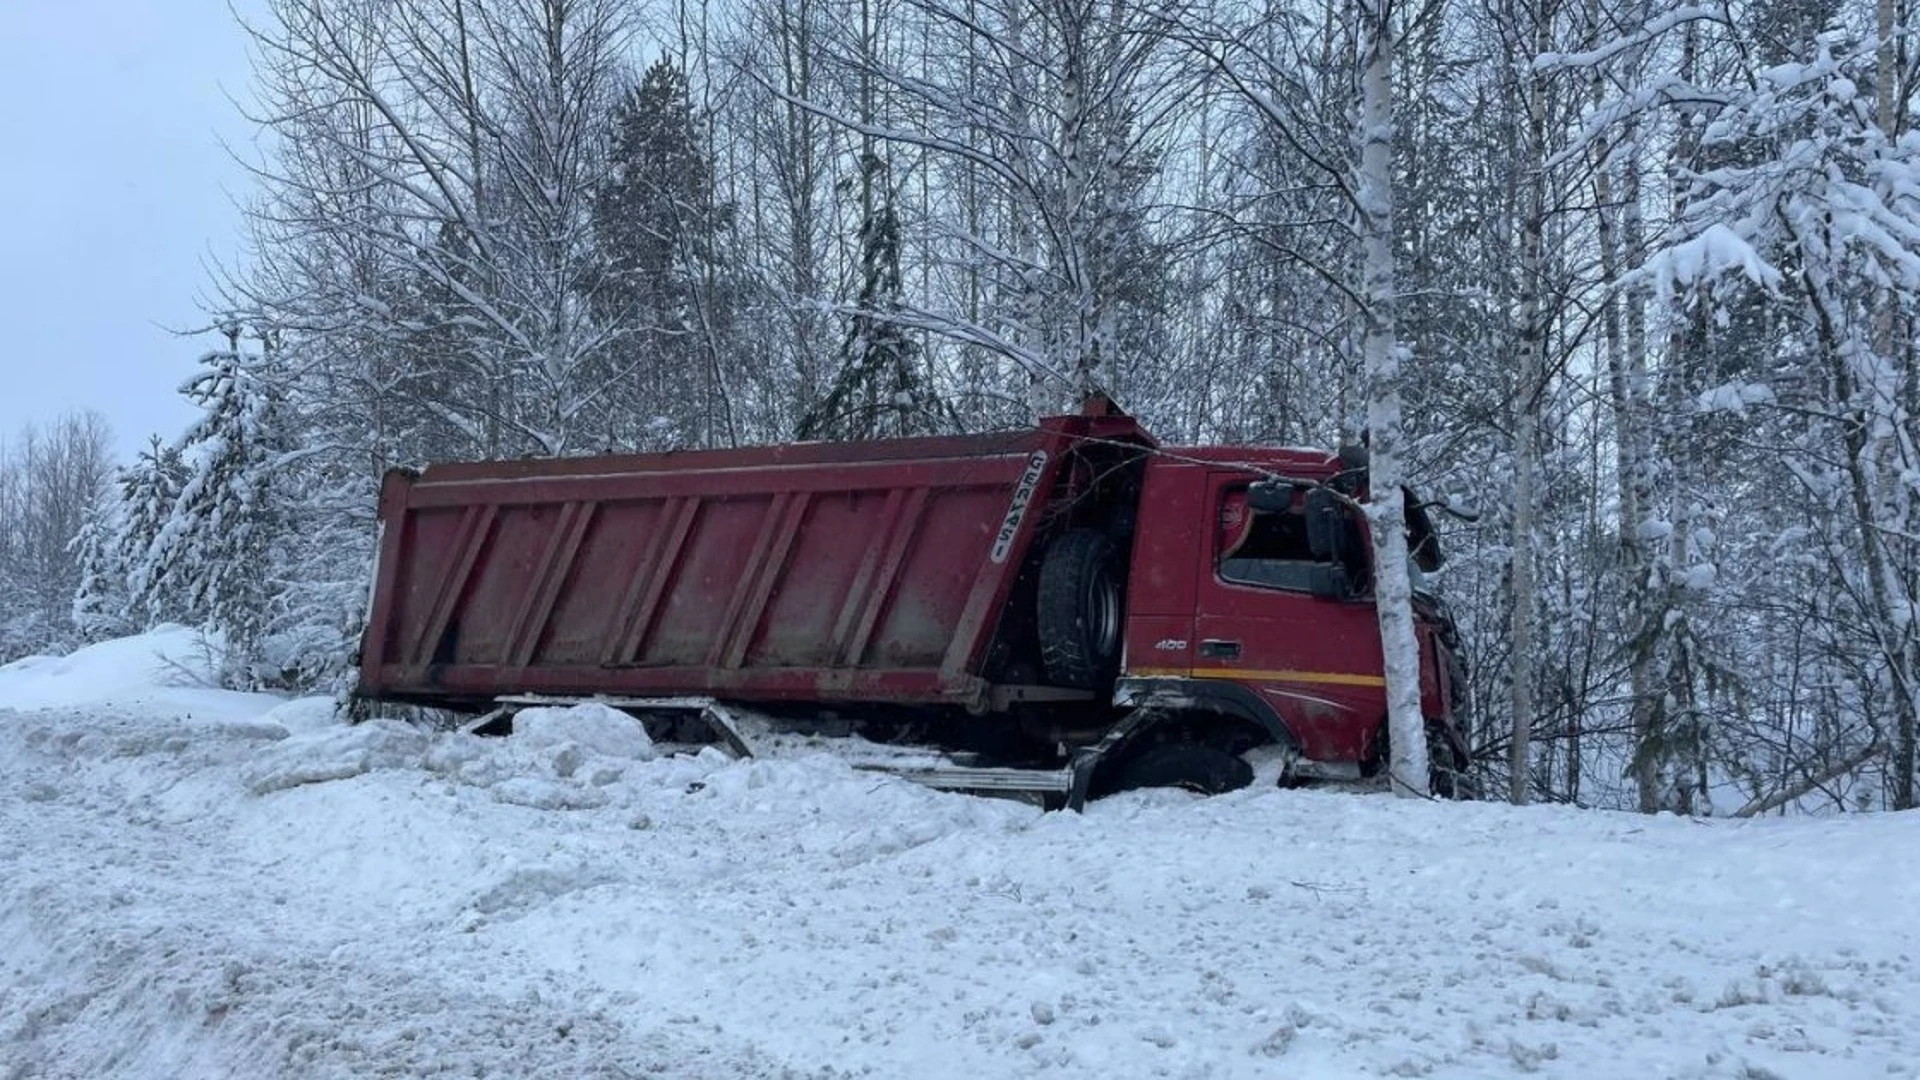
[1064,706,1166,811]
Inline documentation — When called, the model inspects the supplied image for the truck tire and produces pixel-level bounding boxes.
[1114,744,1254,796]
[1429,725,1478,800]
[1037,528,1123,688]
[1375,719,1478,799]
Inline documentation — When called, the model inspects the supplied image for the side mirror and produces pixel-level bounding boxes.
[1305,488,1345,562]
[1405,490,1444,572]
[1247,480,1295,514]
[1306,564,1351,599]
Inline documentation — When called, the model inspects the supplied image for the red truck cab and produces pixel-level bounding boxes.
[1113,447,1467,783]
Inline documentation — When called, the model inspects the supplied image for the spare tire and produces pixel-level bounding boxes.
[1037,528,1123,688]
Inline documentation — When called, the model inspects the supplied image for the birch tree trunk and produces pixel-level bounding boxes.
[1875,0,1916,809]
[1600,112,1662,812]
[1355,0,1430,798]
[1505,0,1551,805]
[1507,380,1540,803]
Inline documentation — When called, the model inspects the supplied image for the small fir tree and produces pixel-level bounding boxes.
[143,327,296,687]
[799,153,948,440]
[70,496,132,643]
[116,434,191,627]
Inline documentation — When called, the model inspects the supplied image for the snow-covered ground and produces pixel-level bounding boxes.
[4,631,1918,1079]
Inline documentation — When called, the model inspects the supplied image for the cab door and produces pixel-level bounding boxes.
[1189,472,1388,762]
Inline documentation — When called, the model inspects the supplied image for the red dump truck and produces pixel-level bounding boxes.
[357,399,1469,806]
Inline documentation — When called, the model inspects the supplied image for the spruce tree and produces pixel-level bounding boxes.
[145,328,295,687]
[592,57,734,448]
[70,496,131,643]
[118,434,190,627]
[800,153,946,440]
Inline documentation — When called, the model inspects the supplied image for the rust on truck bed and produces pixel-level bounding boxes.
[357,414,1154,711]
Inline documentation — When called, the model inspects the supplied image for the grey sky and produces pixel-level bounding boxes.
[1,0,262,458]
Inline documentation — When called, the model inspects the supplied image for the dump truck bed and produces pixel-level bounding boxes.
[357,415,1149,711]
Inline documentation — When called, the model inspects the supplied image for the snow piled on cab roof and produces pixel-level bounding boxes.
[4,630,1920,1079]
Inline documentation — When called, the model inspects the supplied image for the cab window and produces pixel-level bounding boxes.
[1216,482,1372,595]
[1217,485,1327,591]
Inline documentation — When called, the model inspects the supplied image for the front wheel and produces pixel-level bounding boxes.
[1112,744,1254,796]
[1371,719,1478,799]
[1427,720,1478,800]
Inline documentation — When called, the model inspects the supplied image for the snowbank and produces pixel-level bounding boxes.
[0,624,272,718]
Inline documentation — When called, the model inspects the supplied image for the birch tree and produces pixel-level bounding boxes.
[1501,0,1557,804]
[1355,0,1433,797]
[226,0,638,460]
[1184,0,1441,794]
[1629,6,1920,810]
[725,0,849,429]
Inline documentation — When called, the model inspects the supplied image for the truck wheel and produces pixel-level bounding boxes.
[1429,735,1478,800]
[1114,744,1254,796]
[1374,719,1478,799]
[1037,528,1123,689]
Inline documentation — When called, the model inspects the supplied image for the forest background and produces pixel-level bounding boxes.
[2,0,1916,816]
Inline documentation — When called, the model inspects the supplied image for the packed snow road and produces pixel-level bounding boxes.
[4,632,1919,1079]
